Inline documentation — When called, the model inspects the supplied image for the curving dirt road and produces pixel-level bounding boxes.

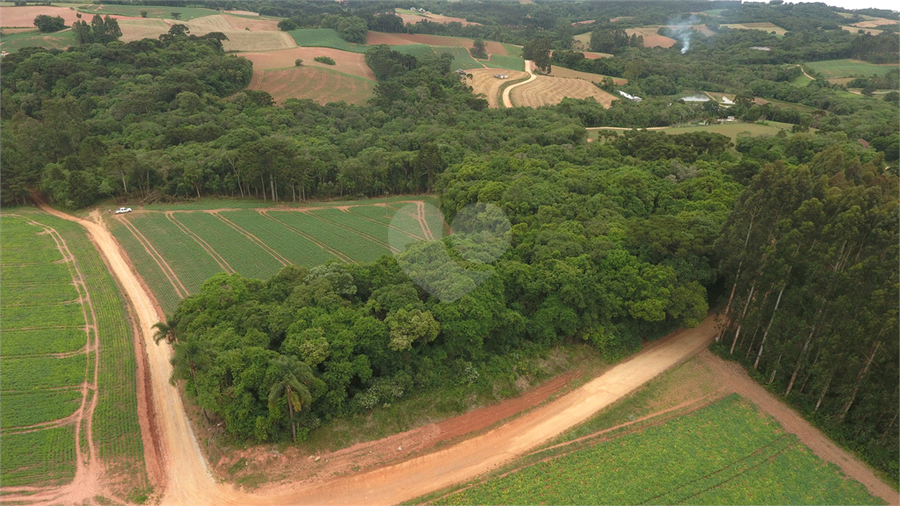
[34,203,897,506]
[502,60,536,108]
[36,203,721,505]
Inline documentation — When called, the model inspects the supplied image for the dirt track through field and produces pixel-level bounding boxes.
[502,60,536,108]
[21,204,898,506]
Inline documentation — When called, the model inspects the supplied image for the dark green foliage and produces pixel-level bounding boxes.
[33,15,65,33]
[313,56,336,65]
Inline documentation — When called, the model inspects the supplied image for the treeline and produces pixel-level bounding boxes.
[157,132,744,442]
[715,145,898,476]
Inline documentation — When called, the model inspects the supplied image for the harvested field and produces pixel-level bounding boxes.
[218,30,295,52]
[118,18,171,43]
[511,75,617,108]
[466,68,529,108]
[549,66,626,85]
[721,22,787,35]
[394,8,480,26]
[581,50,612,59]
[850,17,897,28]
[238,47,375,80]
[224,10,259,16]
[692,24,715,36]
[842,25,883,35]
[366,31,507,56]
[247,66,374,106]
[625,27,677,48]
[221,14,280,31]
[0,5,81,27]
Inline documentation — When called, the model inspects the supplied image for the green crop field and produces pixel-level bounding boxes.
[436,395,881,505]
[481,54,525,71]
[288,28,368,52]
[587,121,799,142]
[0,212,150,499]
[110,198,440,315]
[0,29,76,53]
[804,59,898,79]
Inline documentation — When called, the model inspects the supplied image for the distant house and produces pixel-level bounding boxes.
[494,74,509,79]
[617,90,642,102]
[750,46,772,51]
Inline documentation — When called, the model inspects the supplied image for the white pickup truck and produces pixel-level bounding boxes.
[115,207,132,214]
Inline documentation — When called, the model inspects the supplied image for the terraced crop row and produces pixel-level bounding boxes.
[45,215,151,496]
[439,395,880,505]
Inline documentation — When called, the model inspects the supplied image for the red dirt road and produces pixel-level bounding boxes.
[31,203,897,506]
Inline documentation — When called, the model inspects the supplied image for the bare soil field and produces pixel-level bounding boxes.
[692,23,716,36]
[116,15,294,50]
[511,75,618,108]
[247,66,374,105]
[366,31,507,55]
[466,68,529,108]
[223,10,259,17]
[395,9,480,27]
[625,27,677,48]
[0,5,81,26]
[850,16,897,28]
[581,50,612,59]
[238,47,375,80]
[548,66,627,86]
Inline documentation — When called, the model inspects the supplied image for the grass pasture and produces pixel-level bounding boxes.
[246,65,375,105]
[0,211,150,498]
[109,198,439,315]
[435,394,881,505]
[803,59,898,80]
[479,54,525,71]
[586,121,796,142]
[511,75,618,108]
[0,28,76,53]
[288,28,367,53]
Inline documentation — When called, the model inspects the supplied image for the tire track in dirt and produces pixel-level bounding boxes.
[165,212,234,274]
[258,210,355,264]
[115,215,188,299]
[210,211,290,266]
[415,201,435,241]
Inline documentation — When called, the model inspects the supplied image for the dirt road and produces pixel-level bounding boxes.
[502,60,536,108]
[36,203,720,505]
[35,204,896,506]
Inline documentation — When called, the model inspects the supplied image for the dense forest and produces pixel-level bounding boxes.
[1,0,897,479]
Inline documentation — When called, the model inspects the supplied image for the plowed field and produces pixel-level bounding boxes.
[238,47,375,80]
[246,66,374,105]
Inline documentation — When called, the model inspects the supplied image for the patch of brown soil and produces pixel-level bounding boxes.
[238,47,375,81]
[0,6,81,27]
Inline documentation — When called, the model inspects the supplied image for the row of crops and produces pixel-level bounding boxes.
[110,201,436,315]
[0,212,151,499]
[437,395,881,505]
[44,214,153,500]
[0,215,86,487]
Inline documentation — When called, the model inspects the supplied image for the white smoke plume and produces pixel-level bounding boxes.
[667,14,699,54]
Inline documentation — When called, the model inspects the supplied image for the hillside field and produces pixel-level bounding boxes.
[0,212,149,501]
[246,66,374,105]
[467,68,529,108]
[803,59,899,80]
[511,75,618,108]
[435,394,882,505]
[108,198,443,314]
